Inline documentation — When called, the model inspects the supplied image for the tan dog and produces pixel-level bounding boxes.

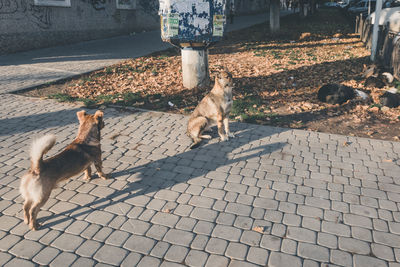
[187,70,235,149]
[20,110,108,230]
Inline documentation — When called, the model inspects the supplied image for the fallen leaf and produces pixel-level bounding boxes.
[252,226,265,233]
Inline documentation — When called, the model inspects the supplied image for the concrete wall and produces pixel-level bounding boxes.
[0,0,267,55]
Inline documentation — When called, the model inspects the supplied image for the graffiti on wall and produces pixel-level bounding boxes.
[0,0,51,29]
[79,0,106,11]
[139,0,158,15]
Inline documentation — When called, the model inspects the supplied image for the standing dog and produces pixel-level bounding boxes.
[20,110,108,230]
[187,70,235,149]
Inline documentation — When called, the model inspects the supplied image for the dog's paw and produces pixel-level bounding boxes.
[83,174,92,181]
[220,135,229,141]
[200,135,212,139]
[227,132,235,138]
[30,222,40,231]
[99,173,110,180]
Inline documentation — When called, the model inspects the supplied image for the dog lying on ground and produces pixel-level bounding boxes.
[317,84,356,104]
[187,70,235,149]
[20,110,108,230]
[363,64,394,88]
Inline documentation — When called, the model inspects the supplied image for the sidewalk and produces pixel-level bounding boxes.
[0,11,292,95]
[0,93,399,267]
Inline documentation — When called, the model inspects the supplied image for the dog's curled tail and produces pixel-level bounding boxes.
[30,134,56,174]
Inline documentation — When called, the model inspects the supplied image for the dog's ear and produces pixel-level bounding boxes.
[94,110,104,129]
[77,110,86,123]
[94,110,104,118]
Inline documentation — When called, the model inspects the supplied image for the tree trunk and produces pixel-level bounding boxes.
[270,0,280,33]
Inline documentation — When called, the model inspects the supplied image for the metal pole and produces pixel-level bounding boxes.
[370,0,383,61]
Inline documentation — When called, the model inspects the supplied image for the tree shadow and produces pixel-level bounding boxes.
[39,120,288,229]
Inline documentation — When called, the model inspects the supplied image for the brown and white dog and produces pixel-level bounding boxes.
[20,110,108,230]
[187,70,235,149]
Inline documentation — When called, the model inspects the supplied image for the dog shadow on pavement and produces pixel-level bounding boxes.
[39,117,289,230]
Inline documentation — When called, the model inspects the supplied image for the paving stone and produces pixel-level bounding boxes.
[184,249,208,267]
[9,239,43,260]
[205,255,229,267]
[0,252,12,266]
[191,235,209,250]
[193,221,215,236]
[190,207,218,222]
[0,234,21,251]
[137,256,161,267]
[120,252,142,267]
[71,257,95,267]
[373,231,400,248]
[331,249,353,267]
[353,255,388,267]
[260,235,281,251]
[286,226,316,243]
[85,210,114,226]
[212,225,242,242]
[124,235,156,254]
[246,247,269,265]
[205,238,228,255]
[150,241,170,258]
[4,258,35,267]
[338,237,371,254]
[0,216,20,232]
[268,252,302,267]
[321,221,351,237]
[151,212,179,228]
[298,242,329,262]
[225,242,248,260]
[105,230,130,247]
[164,245,189,263]
[50,252,77,266]
[164,229,195,247]
[281,238,297,254]
[31,246,59,266]
[372,243,395,261]
[120,219,150,235]
[93,244,128,266]
[176,217,197,232]
[145,224,169,240]
[225,203,252,216]
[76,240,102,257]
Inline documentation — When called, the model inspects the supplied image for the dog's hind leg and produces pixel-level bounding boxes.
[188,116,209,149]
[23,200,32,225]
[29,194,50,231]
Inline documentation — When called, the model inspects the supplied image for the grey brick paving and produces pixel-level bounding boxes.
[1,94,400,266]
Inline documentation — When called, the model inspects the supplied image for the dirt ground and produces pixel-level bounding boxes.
[19,9,400,141]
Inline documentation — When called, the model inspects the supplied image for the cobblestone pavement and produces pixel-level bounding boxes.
[0,93,400,266]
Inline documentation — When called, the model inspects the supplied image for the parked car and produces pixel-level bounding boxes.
[367,3,400,31]
[348,0,377,15]
[324,1,340,7]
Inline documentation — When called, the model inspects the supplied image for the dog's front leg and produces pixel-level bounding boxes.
[94,159,109,180]
[223,117,234,138]
[84,166,92,180]
[217,115,228,141]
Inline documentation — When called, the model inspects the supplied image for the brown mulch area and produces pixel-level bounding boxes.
[19,9,400,141]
